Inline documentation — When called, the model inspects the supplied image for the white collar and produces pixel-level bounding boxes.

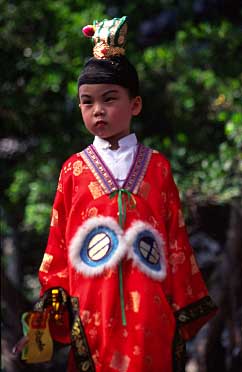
[93,133,138,150]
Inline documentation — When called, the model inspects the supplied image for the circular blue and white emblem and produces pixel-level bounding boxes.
[136,233,160,267]
[69,216,126,276]
[126,221,166,280]
[81,226,118,266]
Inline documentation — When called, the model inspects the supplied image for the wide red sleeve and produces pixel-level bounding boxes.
[164,163,217,340]
[39,168,70,294]
[38,166,72,344]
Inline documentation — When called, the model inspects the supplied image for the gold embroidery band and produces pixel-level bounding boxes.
[81,146,118,195]
[123,144,152,194]
[175,296,218,325]
[70,297,96,372]
[81,144,152,196]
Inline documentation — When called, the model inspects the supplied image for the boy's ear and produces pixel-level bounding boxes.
[131,96,142,116]
[78,103,82,110]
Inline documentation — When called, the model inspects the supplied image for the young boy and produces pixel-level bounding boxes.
[15,16,217,372]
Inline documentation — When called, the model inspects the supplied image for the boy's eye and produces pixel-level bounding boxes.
[82,100,92,105]
[105,96,116,102]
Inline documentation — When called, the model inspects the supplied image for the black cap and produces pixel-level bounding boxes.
[78,55,140,97]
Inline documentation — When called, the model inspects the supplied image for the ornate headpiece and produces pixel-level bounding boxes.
[82,16,127,59]
[78,16,139,97]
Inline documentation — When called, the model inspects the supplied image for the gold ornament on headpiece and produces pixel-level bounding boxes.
[82,16,128,59]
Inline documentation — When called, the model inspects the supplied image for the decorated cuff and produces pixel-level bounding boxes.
[174,296,218,340]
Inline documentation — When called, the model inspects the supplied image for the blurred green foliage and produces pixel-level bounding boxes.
[1,0,242,290]
[140,20,242,203]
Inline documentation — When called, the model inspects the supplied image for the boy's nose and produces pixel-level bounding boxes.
[93,104,105,116]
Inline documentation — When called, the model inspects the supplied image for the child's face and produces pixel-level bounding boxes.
[79,84,142,148]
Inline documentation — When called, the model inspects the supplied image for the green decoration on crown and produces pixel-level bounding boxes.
[82,16,128,59]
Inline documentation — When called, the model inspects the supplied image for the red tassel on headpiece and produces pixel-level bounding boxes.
[82,25,95,38]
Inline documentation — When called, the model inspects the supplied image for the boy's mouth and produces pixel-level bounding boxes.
[95,120,107,128]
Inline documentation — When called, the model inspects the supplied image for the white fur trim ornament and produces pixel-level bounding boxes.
[125,221,166,280]
[69,216,127,276]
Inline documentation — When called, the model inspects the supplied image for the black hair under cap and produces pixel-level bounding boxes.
[78,55,140,98]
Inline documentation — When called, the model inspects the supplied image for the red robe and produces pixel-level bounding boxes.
[39,144,217,372]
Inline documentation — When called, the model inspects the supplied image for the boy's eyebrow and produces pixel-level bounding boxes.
[80,94,92,99]
[102,89,119,96]
[80,89,119,99]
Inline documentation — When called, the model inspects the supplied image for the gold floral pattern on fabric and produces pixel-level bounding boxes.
[93,312,101,327]
[73,160,84,176]
[178,209,185,227]
[80,310,101,329]
[63,162,72,174]
[39,253,53,273]
[133,345,141,356]
[50,208,58,227]
[88,327,98,339]
[104,268,116,280]
[59,238,65,250]
[169,252,186,273]
[56,170,63,192]
[168,190,176,207]
[57,181,63,193]
[134,323,143,331]
[128,291,141,313]
[88,181,105,200]
[81,310,92,325]
[88,207,99,218]
[190,255,199,275]
[81,207,99,220]
[92,350,101,368]
[161,165,168,178]
[138,181,151,199]
[107,317,114,328]
[170,239,178,250]
[122,329,128,338]
[148,215,159,229]
[109,351,131,372]
[56,268,68,278]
